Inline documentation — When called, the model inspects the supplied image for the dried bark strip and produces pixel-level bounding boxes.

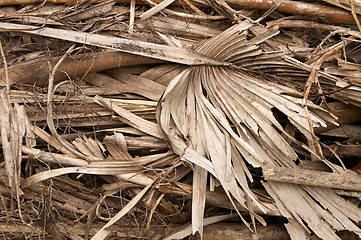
[264,167,361,191]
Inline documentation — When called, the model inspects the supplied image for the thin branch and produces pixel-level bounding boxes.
[350,0,361,31]
[302,43,344,158]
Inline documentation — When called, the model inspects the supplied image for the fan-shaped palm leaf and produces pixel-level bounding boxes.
[157,21,361,239]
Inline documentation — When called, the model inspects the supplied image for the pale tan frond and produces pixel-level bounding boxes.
[157,20,361,239]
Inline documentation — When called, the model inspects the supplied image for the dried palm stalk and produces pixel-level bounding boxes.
[0,22,228,66]
[157,21,361,239]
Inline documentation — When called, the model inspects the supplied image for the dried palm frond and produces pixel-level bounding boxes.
[0,22,228,66]
[157,21,361,239]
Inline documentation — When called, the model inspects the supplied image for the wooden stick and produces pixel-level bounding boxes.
[0,51,163,87]
[223,0,361,25]
[264,167,361,191]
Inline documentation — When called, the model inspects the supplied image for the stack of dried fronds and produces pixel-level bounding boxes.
[0,0,361,239]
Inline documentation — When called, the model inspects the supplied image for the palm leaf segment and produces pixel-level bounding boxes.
[157,21,361,239]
